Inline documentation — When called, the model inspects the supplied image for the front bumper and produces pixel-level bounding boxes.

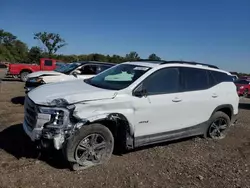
[23,121,66,150]
[23,120,43,141]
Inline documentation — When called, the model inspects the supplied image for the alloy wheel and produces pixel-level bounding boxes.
[208,118,228,139]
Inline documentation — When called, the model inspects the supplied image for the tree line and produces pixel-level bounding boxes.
[0,29,161,64]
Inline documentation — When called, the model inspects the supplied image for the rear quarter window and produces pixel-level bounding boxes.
[210,71,233,83]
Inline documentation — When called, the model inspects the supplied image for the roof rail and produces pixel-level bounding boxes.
[160,61,219,69]
[132,59,219,69]
[135,59,168,64]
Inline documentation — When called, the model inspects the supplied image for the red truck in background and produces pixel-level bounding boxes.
[6,58,64,81]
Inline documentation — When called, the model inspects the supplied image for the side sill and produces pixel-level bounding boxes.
[134,121,208,148]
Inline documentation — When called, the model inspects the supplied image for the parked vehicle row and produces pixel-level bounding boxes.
[6,58,66,82]
[24,61,115,93]
[22,60,239,171]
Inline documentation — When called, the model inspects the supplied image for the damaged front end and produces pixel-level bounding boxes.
[23,96,86,150]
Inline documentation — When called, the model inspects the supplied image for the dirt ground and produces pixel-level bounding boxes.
[0,81,250,188]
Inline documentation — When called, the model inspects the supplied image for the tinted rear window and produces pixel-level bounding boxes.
[210,71,233,83]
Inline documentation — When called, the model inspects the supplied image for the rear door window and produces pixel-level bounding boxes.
[180,67,209,91]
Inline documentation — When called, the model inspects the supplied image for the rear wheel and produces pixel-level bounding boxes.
[206,111,231,140]
[64,123,114,171]
[20,71,30,82]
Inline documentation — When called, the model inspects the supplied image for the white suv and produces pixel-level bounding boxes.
[23,60,239,170]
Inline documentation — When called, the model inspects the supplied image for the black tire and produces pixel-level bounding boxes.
[20,71,30,82]
[206,111,231,140]
[64,123,114,171]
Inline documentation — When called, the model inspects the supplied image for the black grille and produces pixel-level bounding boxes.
[24,96,37,130]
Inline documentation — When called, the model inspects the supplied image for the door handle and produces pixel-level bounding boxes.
[172,97,182,102]
[212,93,218,98]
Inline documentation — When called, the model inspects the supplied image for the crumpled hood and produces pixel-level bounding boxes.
[27,71,63,78]
[28,79,117,105]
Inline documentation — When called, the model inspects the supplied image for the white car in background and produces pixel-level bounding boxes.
[24,61,115,93]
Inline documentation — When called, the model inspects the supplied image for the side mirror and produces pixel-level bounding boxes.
[72,70,81,77]
[133,84,147,97]
[72,72,78,77]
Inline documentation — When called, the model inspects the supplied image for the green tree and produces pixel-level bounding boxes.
[148,53,161,60]
[0,29,17,45]
[0,29,28,63]
[108,55,124,63]
[34,32,67,57]
[26,46,43,63]
[125,51,140,61]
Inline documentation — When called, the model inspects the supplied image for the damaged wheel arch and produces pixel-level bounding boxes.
[64,112,135,164]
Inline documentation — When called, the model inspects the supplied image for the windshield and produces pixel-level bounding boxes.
[85,63,151,90]
[55,62,66,71]
[55,62,81,74]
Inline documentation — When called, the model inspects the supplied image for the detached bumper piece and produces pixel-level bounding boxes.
[231,114,238,126]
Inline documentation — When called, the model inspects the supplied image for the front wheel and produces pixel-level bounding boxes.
[64,123,114,171]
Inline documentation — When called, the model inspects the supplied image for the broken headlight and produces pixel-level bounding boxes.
[39,107,65,126]
[28,77,44,83]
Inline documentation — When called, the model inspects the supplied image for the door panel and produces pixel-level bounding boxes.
[133,67,184,138]
[178,67,218,127]
[133,92,185,137]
